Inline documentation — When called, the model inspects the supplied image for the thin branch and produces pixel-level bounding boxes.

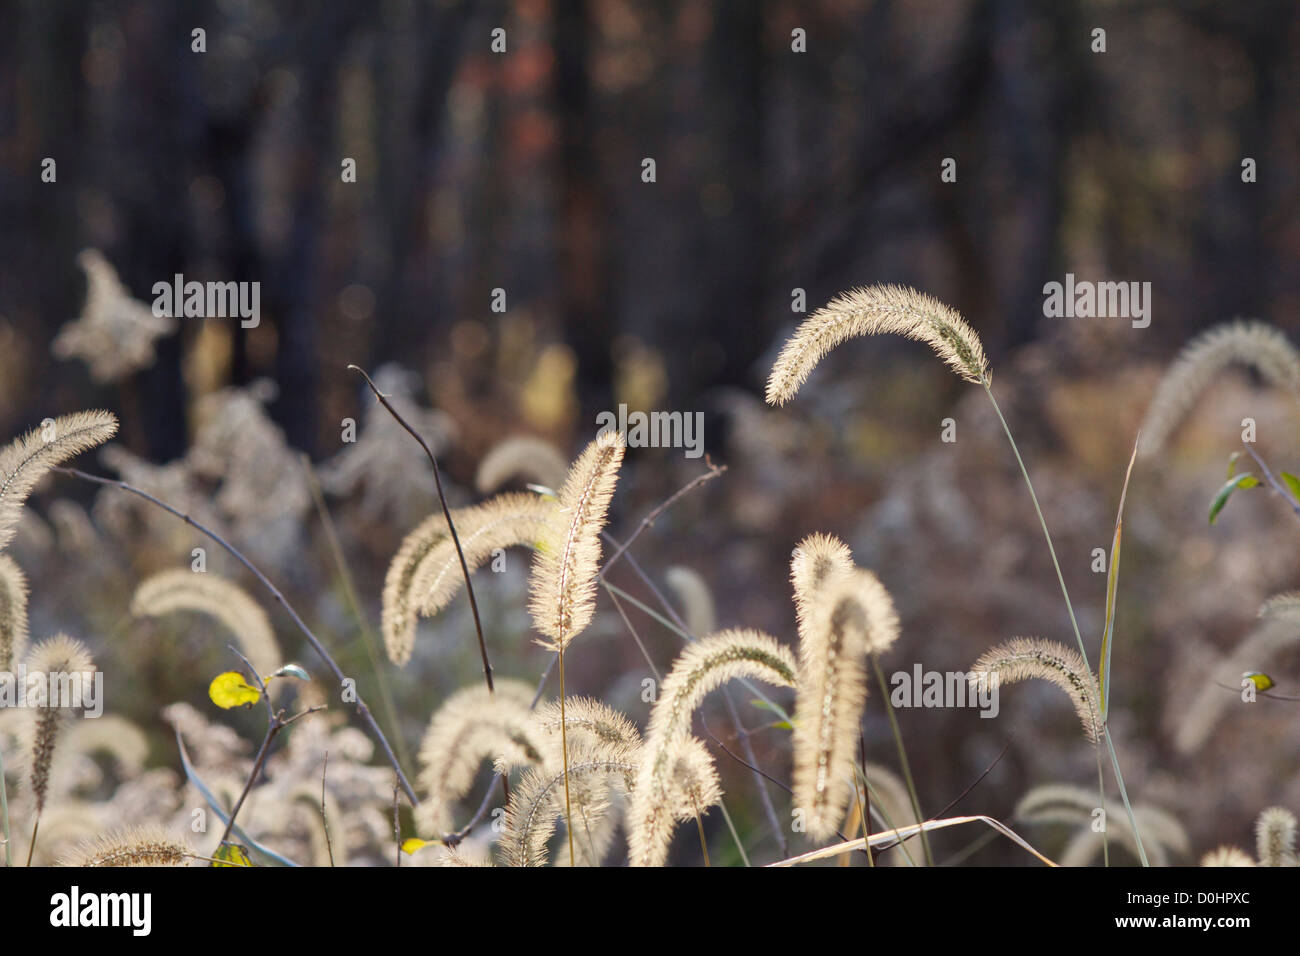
[321,752,335,867]
[55,465,420,805]
[1244,444,1300,519]
[599,458,726,578]
[348,364,495,692]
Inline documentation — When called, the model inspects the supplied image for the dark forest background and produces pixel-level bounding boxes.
[1,0,1297,458]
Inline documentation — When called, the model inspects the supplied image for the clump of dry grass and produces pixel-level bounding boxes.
[765,283,990,406]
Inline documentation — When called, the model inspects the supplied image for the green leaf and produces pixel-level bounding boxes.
[1227,451,1242,478]
[1099,436,1139,722]
[1281,472,1300,503]
[1209,473,1260,525]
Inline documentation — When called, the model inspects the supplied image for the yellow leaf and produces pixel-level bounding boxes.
[208,671,262,709]
[1244,671,1275,692]
[401,838,435,855]
[212,843,255,867]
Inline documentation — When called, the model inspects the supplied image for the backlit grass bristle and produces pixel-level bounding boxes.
[415,680,544,835]
[1140,319,1300,455]
[970,637,1100,741]
[0,553,29,672]
[0,410,118,553]
[765,284,990,406]
[527,430,625,651]
[662,734,722,823]
[629,628,796,867]
[383,493,553,666]
[789,532,854,634]
[793,567,899,840]
[501,736,638,867]
[130,568,282,678]
[59,825,190,867]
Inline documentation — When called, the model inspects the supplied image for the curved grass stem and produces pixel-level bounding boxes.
[982,380,1146,866]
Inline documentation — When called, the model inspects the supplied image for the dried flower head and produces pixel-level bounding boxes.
[52,250,177,383]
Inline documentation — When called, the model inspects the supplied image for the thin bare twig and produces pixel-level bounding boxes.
[599,459,726,579]
[321,752,335,867]
[349,364,495,692]
[55,465,420,805]
[1244,445,1300,519]
[216,649,323,849]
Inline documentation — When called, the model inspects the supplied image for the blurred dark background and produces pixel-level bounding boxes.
[2,0,1300,865]
[1,0,1297,457]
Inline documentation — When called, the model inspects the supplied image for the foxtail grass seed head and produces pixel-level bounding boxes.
[475,435,569,495]
[629,628,796,866]
[383,493,554,665]
[131,568,282,678]
[528,430,625,651]
[970,637,1100,741]
[766,284,990,406]
[25,634,96,815]
[0,410,118,553]
[1140,319,1300,455]
[0,553,30,672]
[60,825,190,867]
[1201,846,1256,867]
[793,567,899,839]
[1256,806,1297,866]
[664,566,717,639]
[415,680,544,835]
[502,737,638,867]
[790,532,854,634]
